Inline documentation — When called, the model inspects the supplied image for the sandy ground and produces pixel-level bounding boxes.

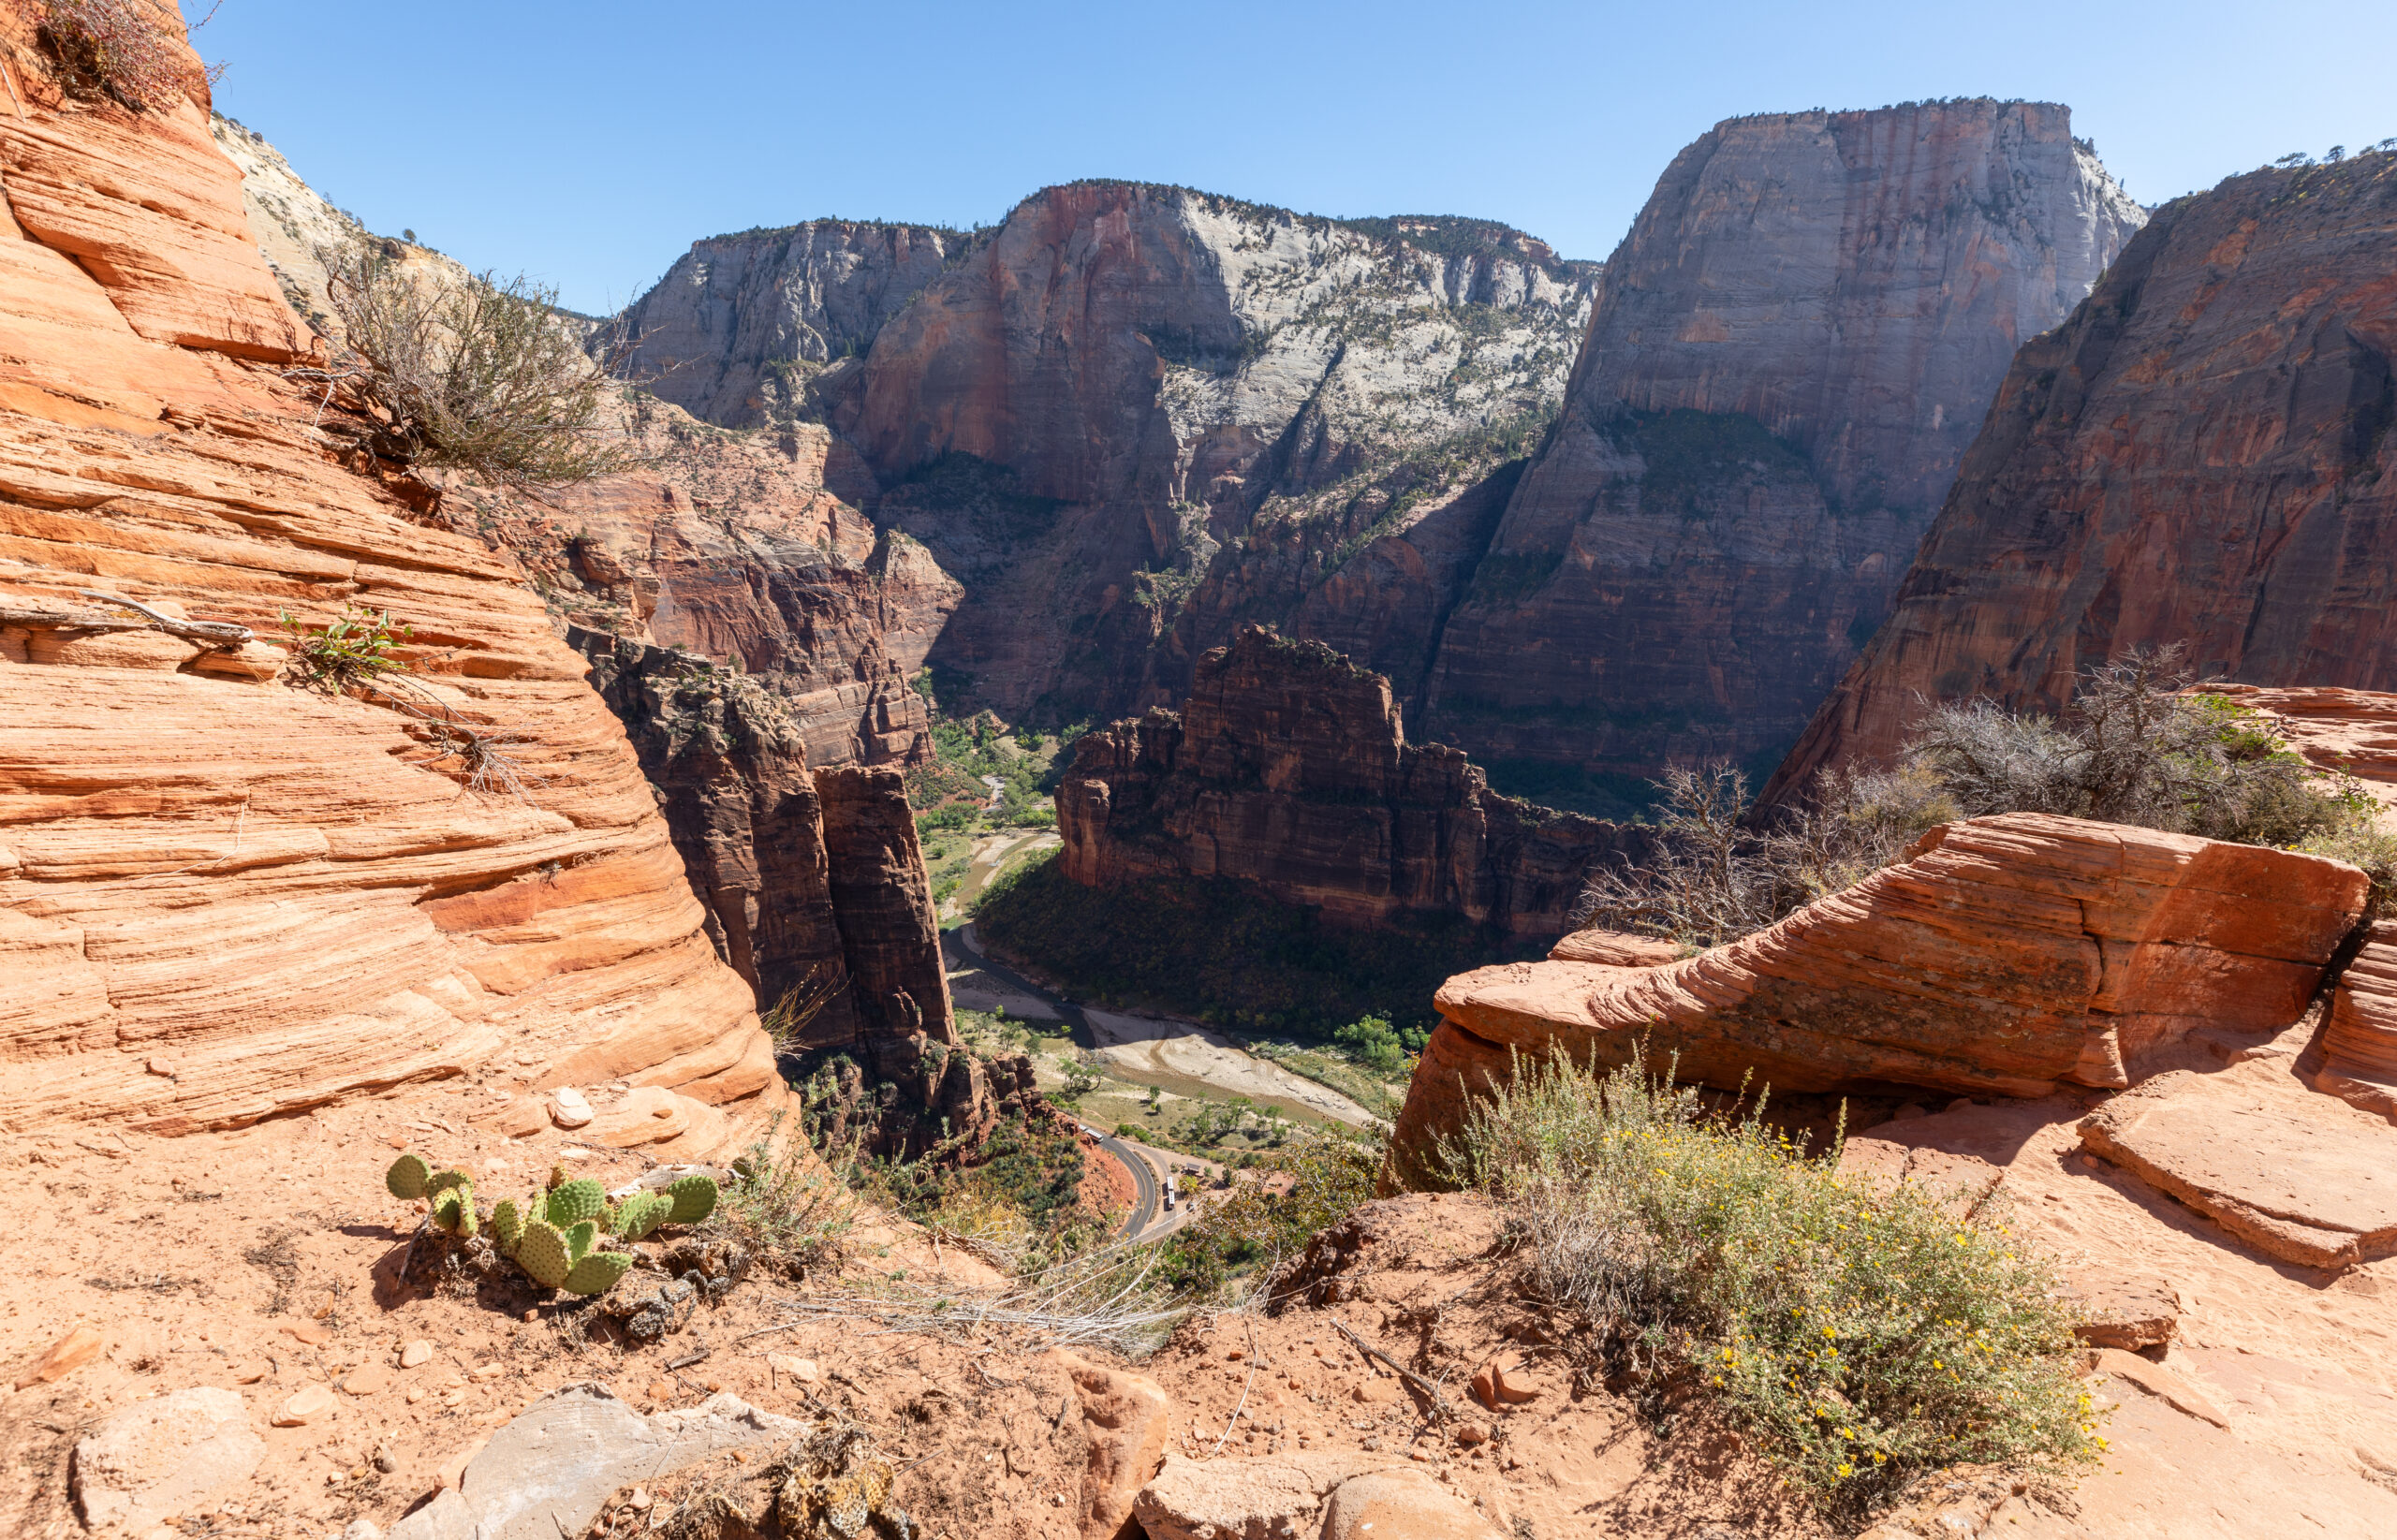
[1078,1008,1376,1129]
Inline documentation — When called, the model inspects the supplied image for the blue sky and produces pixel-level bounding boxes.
[194,0,2396,316]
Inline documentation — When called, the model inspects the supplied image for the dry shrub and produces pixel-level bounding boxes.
[34,0,196,110]
[322,246,634,491]
[1445,1049,2098,1512]
[1578,646,2386,950]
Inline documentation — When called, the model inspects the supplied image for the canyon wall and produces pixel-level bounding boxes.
[1057,627,1648,937]
[1408,101,2146,803]
[1770,149,2397,798]
[639,187,1598,721]
[618,221,968,429]
[0,13,779,1151]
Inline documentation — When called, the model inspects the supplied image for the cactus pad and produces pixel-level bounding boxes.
[562,1251,633,1296]
[385,1153,431,1200]
[431,1181,477,1238]
[491,1198,524,1255]
[564,1219,598,1264]
[544,1179,605,1229]
[616,1192,672,1241]
[425,1167,472,1197]
[517,1219,571,1288]
[666,1173,718,1225]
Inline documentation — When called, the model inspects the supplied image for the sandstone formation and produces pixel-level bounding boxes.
[1057,627,1650,937]
[1385,814,2367,1182]
[822,187,1596,717]
[1413,101,2145,798]
[618,220,968,428]
[571,630,950,1035]
[212,112,951,770]
[1771,148,2397,799]
[0,9,777,1149]
[2320,919,2397,1122]
[2078,1070,2397,1269]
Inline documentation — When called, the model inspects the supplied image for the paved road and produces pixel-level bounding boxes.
[1085,1126,1160,1240]
[958,928,1170,1240]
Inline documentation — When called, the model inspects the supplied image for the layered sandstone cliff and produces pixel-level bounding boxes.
[1410,101,2146,798]
[0,12,775,1151]
[821,188,1596,717]
[1385,814,2369,1183]
[1771,149,2397,797]
[1057,627,1648,937]
[619,221,968,429]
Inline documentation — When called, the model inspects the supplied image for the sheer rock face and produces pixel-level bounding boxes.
[1413,101,2144,790]
[0,18,778,1148]
[824,183,1596,718]
[571,631,958,1053]
[1385,814,2367,1185]
[618,222,965,429]
[1771,152,2397,799]
[1056,627,1649,938]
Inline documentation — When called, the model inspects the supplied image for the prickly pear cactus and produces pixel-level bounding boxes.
[545,1179,605,1230]
[426,1167,472,1199]
[666,1173,719,1225]
[517,1218,571,1289]
[385,1153,431,1200]
[562,1251,633,1296]
[430,1181,477,1238]
[491,1197,524,1256]
[564,1219,598,1264]
[615,1192,672,1241]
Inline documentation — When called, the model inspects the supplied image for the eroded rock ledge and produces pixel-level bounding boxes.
[1386,814,2367,1183]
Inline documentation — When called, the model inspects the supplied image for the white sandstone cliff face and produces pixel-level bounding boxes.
[1404,100,2148,802]
[620,223,968,428]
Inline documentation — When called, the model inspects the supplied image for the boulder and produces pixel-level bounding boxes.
[1389,814,2366,1184]
[71,1386,264,1533]
[2066,1271,2181,1352]
[386,1384,797,1540]
[1318,1466,1507,1540]
[1051,1350,1172,1539]
[1131,1450,1405,1540]
[2079,1072,2397,1269]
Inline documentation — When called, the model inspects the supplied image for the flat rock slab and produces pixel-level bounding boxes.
[387,1383,798,1540]
[2080,1071,2397,1269]
[1135,1449,1409,1540]
[73,1386,264,1533]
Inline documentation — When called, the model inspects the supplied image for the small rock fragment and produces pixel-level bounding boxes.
[14,1325,104,1389]
[145,1057,176,1078]
[281,1320,330,1346]
[230,1360,270,1386]
[770,1355,819,1386]
[399,1340,433,1369]
[549,1087,595,1130]
[272,1385,338,1427]
[339,1363,391,1397]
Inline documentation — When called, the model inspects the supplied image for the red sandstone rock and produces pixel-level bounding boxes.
[1547,929,1680,966]
[2320,920,2397,1122]
[1058,627,1651,936]
[1386,814,2366,1183]
[2079,1071,2397,1270]
[1771,152,2397,801]
[0,12,785,1154]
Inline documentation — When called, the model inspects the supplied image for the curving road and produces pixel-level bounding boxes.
[955,928,1170,1240]
[1084,1125,1160,1240]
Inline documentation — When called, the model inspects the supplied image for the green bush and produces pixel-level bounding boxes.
[1157,1132,1382,1298]
[1445,1050,2098,1511]
[280,603,412,694]
[1331,1014,1430,1075]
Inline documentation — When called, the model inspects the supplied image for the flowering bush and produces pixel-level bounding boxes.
[1447,1049,2100,1510]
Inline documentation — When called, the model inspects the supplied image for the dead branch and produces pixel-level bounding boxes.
[1333,1318,1454,1422]
[1,594,254,650]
